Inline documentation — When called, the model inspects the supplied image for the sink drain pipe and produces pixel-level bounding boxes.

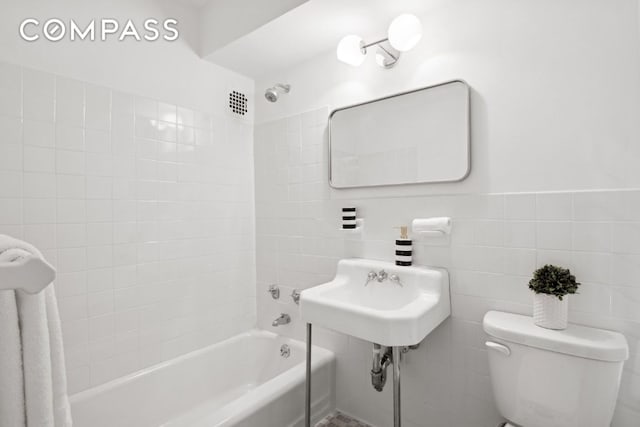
[370,343,418,427]
[371,344,392,391]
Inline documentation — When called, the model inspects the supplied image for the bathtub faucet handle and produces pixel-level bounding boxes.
[267,284,280,299]
[291,289,301,305]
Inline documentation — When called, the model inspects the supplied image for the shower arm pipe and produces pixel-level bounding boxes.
[274,83,291,92]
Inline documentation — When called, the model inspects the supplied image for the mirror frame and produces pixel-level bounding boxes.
[328,79,471,189]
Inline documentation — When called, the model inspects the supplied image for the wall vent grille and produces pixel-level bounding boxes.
[229,90,248,116]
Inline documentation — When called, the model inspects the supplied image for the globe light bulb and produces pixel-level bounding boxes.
[336,35,366,66]
[388,14,422,52]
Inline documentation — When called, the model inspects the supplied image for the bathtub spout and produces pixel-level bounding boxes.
[272,313,291,327]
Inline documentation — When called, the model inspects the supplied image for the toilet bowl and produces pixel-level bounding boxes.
[483,311,628,427]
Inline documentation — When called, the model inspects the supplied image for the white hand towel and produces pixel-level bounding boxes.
[0,235,72,427]
[411,217,452,234]
[0,268,25,427]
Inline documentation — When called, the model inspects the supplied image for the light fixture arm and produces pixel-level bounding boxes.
[376,44,399,67]
[360,37,389,52]
[360,37,399,68]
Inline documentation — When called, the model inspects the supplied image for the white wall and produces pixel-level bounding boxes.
[254,108,640,427]
[253,0,640,425]
[0,0,256,394]
[1,0,639,422]
[0,0,254,115]
[200,0,308,58]
[0,60,257,393]
[255,0,640,195]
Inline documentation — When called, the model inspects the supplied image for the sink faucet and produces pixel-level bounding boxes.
[389,274,403,287]
[272,313,291,327]
[365,271,378,286]
[377,270,388,282]
[364,269,394,286]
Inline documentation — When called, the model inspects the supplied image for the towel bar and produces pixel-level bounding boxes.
[0,256,56,294]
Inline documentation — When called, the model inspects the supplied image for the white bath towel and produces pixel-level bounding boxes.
[0,235,72,427]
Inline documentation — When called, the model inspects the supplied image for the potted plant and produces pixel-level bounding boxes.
[528,264,580,330]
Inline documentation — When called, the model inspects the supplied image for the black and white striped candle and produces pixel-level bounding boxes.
[342,207,357,229]
[395,238,412,266]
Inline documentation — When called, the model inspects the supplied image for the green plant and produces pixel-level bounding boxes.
[528,264,580,300]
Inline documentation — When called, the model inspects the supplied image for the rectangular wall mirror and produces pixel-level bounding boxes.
[329,80,470,188]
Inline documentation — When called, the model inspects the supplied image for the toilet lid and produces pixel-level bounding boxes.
[483,311,629,362]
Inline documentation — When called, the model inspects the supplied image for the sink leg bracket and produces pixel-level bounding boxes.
[392,346,401,427]
[306,327,404,427]
[305,323,312,427]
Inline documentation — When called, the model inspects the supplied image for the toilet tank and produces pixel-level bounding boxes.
[483,311,628,427]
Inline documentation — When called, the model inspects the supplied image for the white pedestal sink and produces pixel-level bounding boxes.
[300,258,451,346]
[299,258,451,427]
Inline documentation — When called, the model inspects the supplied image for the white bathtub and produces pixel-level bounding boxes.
[70,330,335,427]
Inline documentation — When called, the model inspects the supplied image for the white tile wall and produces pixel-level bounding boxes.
[0,61,256,394]
[254,108,640,427]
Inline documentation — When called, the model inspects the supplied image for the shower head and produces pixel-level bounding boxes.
[264,83,290,102]
[265,88,278,103]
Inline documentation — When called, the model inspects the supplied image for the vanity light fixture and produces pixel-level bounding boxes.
[336,13,422,68]
[336,35,367,66]
[388,14,423,52]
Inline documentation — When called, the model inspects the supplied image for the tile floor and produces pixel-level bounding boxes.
[316,411,372,427]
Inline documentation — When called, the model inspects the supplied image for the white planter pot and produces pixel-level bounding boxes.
[533,293,568,330]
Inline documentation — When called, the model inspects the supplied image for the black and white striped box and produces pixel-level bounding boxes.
[342,207,357,229]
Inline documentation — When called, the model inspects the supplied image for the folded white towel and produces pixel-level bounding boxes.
[411,217,452,234]
[0,235,72,427]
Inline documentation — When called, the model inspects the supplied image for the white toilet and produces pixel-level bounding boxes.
[483,311,629,427]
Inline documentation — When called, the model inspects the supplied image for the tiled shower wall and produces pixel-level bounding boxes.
[254,108,640,427]
[0,61,256,393]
